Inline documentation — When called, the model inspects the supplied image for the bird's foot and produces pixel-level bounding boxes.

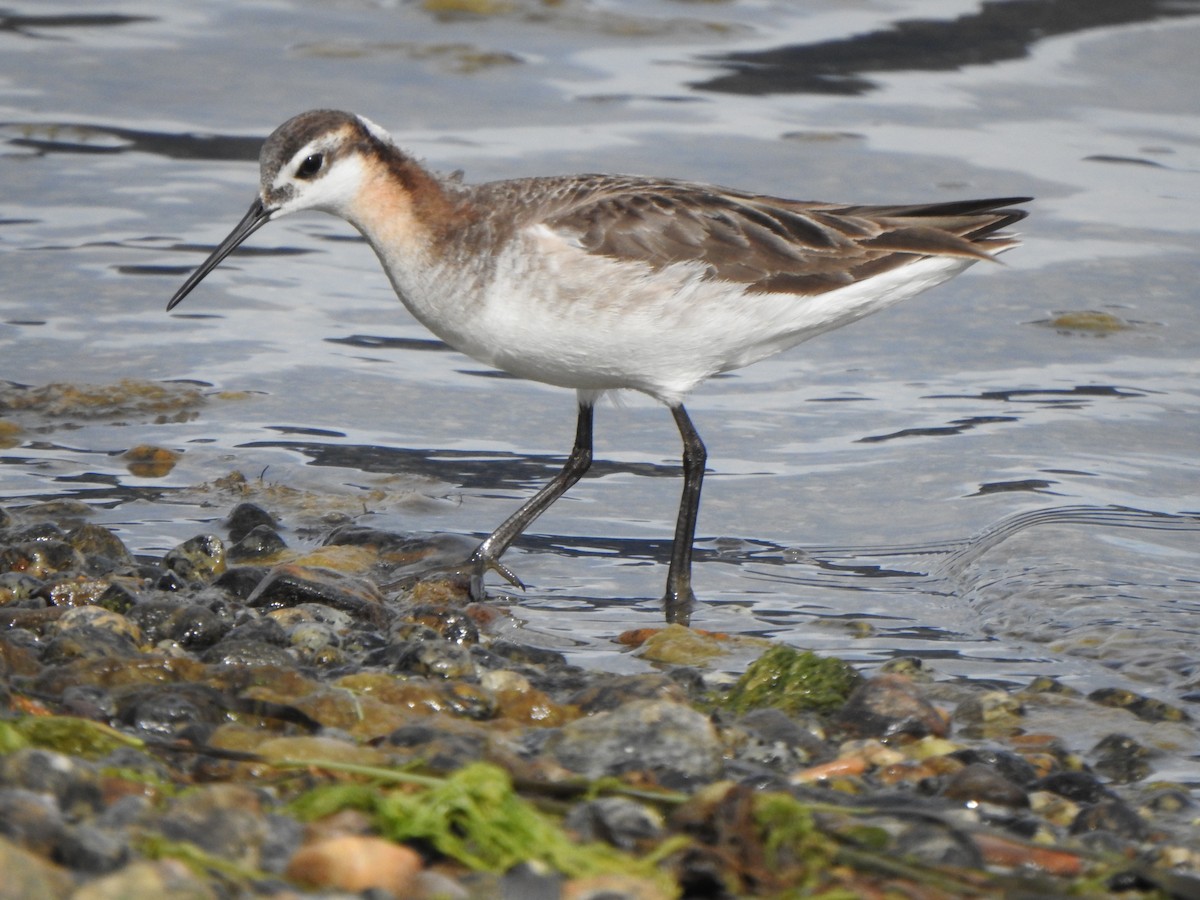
[465,548,526,602]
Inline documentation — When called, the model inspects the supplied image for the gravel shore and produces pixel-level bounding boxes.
[1,485,1198,899]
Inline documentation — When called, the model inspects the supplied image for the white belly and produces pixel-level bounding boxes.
[381,226,975,405]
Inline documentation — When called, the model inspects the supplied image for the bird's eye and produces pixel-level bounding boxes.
[295,153,324,179]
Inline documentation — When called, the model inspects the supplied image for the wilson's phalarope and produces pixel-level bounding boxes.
[168,109,1029,622]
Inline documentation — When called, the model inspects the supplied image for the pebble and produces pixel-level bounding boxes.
[546,699,723,782]
[939,762,1031,809]
[1091,733,1153,784]
[564,797,665,851]
[834,674,948,740]
[286,834,423,896]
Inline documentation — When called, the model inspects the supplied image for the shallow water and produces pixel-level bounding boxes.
[2,1,1199,750]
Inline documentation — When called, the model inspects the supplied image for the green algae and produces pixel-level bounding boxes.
[0,714,144,757]
[288,760,683,891]
[720,646,863,716]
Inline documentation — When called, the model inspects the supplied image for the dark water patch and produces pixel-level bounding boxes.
[1,121,262,162]
[325,335,450,353]
[0,10,153,39]
[927,384,1149,405]
[971,479,1061,497]
[237,438,679,489]
[114,265,194,277]
[1085,154,1170,168]
[264,426,346,439]
[693,0,1200,96]
[857,415,1016,443]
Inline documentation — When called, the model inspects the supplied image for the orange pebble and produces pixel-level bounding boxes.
[286,835,422,897]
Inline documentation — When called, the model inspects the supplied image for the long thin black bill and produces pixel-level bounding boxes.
[166,198,272,311]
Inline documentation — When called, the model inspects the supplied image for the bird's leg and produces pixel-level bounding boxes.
[468,402,594,599]
[663,404,706,625]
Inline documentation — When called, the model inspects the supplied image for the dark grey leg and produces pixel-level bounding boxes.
[469,402,594,597]
[664,404,706,624]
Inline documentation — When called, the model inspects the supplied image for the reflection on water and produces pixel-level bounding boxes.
[695,0,1199,95]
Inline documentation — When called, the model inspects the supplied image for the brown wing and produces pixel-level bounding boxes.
[512,175,1028,296]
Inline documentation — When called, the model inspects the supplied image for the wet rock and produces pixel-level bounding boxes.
[879,656,934,682]
[69,858,219,900]
[1070,798,1150,841]
[486,639,568,668]
[1141,785,1193,814]
[939,762,1031,809]
[565,797,665,851]
[633,623,727,665]
[384,722,489,769]
[0,570,41,605]
[1024,675,1083,697]
[322,524,472,570]
[0,836,74,899]
[121,444,180,478]
[892,819,984,868]
[124,599,186,642]
[55,605,141,642]
[223,614,289,647]
[949,748,1038,788]
[201,637,296,668]
[7,521,67,543]
[1091,733,1152,784]
[257,813,307,875]
[162,534,227,583]
[388,639,478,680]
[833,675,948,741]
[212,565,270,599]
[1036,771,1112,804]
[65,524,134,572]
[569,673,689,714]
[154,568,186,592]
[485,673,575,727]
[245,564,385,627]
[41,624,140,664]
[227,524,287,561]
[93,581,139,614]
[283,620,342,657]
[37,577,116,608]
[60,684,117,720]
[114,684,231,740]
[0,788,66,855]
[401,603,480,644]
[731,707,829,771]
[225,502,278,544]
[546,699,723,782]
[56,823,128,874]
[152,784,270,868]
[165,604,232,650]
[953,690,1025,739]
[0,540,86,579]
[1087,687,1191,723]
[0,750,103,817]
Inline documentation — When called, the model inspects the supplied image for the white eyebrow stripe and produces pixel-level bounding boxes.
[356,114,393,145]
